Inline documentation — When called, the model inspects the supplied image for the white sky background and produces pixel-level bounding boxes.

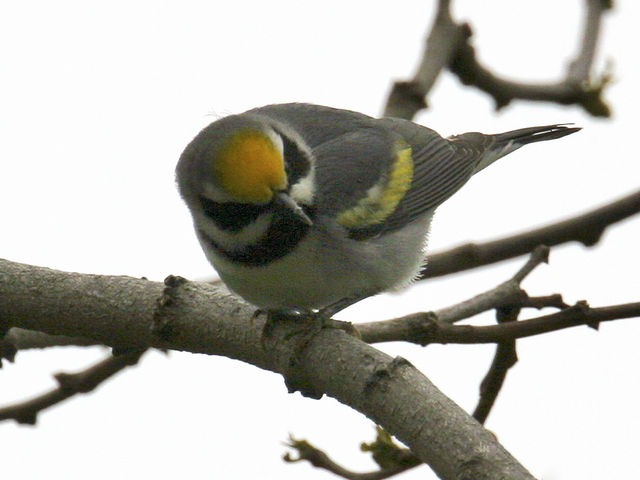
[1,1,639,479]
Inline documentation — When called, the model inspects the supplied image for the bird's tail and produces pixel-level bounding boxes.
[457,124,581,174]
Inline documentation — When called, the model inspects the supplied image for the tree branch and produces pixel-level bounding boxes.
[285,429,422,480]
[384,0,612,119]
[449,0,612,117]
[472,306,519,425]
[0,259,536,480]
[368,301,639,347]
[567,0,609,84]
[358,244,639,347]
[358,246,559,344]
[420,188,640,280]
[383,0,469,119]
[0,350,145,424]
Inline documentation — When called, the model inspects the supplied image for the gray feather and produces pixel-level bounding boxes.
[452,124,581,173]
[363,120,580,238]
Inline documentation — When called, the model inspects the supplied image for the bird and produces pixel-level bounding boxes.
[176,103,579,316]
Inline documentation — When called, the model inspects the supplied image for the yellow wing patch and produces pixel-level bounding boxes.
[215,129,287,204]
[337,145,413,229]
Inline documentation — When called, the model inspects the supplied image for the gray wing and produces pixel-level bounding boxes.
[370,120,581,238]
[312,127,399,216]
[345,118,480,239]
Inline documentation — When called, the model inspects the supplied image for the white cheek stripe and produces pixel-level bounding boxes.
[265,120,316,205]
[203,182,235,203]
[197,211,273,251]
[264,127,284,156]
[290,171,315,205]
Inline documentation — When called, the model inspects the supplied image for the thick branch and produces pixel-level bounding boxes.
[0,258,536,480]
[420,189,640,280]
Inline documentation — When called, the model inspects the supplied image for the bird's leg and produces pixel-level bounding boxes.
[319,293,372,318]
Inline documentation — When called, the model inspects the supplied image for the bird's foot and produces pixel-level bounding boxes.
[260,309,359,344]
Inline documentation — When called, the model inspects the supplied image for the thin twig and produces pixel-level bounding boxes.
[0,350,145,424]
[449,0,612,117]
[358,246,557,344]
[420,189,640,280]
[383,0,469,119]
[437,246,557,324]
[473,306,520,425]
[470,293,572,425]
[285,432,422,480]
[370,302,639,347]
[567,0,608,84]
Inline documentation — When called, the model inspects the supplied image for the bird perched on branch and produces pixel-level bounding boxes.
[176,103,579,316]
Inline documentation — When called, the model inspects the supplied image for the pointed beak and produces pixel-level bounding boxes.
[273,191,313,226]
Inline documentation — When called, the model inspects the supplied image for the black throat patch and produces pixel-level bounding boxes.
[198,197,315,266]
[198,196,266,232]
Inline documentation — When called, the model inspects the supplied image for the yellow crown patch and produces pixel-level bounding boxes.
[215,129,287,203]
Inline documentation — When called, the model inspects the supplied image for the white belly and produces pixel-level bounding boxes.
[203,214,432,310]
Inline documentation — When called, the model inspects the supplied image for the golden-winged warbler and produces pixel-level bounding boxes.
[176,103,578,314]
